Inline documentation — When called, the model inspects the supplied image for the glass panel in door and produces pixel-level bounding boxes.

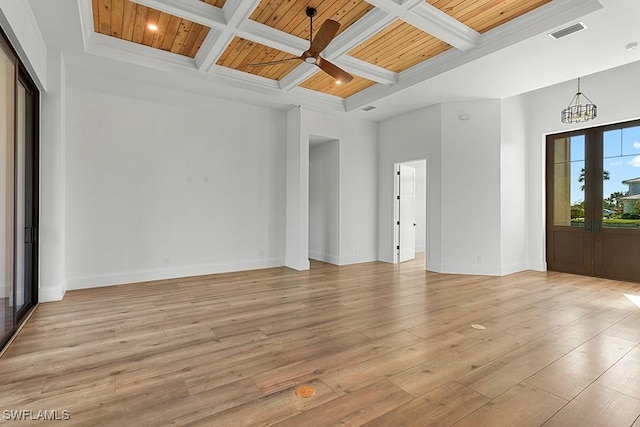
[0,44,15,343]
[593,123,640,281]
[546,133,592,276]
[553,135,586,227]
[601,126,640,229]
[16,81,26,313]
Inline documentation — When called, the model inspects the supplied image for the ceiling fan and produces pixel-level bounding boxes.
[248,7,354,84]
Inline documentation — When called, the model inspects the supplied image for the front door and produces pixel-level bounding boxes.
[546,120,640,282]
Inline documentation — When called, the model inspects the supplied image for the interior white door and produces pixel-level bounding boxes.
[398,164,416,263]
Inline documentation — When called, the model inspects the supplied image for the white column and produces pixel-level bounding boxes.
[39,49,66,301]
[285,107,310,270]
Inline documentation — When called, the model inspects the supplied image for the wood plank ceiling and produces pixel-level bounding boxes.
[91,0,554,98]
[217,0,375,82]
[349,20,451,73]
[427,0,553,34]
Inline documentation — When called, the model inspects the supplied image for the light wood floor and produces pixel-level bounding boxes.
[2,255,640,426]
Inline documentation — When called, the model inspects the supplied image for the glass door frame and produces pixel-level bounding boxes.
[546,129,593,276]
[0,28,39,351]
[16,65,39,323]
[546,118,640,282]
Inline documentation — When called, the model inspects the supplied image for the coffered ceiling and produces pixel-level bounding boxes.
[81,0,599,111]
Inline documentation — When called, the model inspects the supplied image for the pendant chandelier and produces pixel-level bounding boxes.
[561,78,597,124]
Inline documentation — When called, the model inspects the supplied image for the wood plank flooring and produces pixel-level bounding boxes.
[2,255,640,426]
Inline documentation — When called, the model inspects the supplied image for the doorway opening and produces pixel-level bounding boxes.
[393,159,427,264]
[308,135,340,265]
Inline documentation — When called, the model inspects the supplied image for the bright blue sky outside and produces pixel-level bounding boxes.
[570,126,640,203]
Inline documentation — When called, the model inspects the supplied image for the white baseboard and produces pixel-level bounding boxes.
[438,263,504,276]
[416,245,426,253]
[308,251,377,266]
[308,251,340,265]
[528,261,547,271]
[432,261,530,276]
[338,252,378,266]
[500,261,529,276]
[39,285,66,302]
[66,258,285,290]
[285,257,310,271]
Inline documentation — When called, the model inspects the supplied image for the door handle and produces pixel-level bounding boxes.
[594,220,601,233]
[585,220,592,232]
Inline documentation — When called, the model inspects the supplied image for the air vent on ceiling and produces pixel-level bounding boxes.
[549,22,586,40]
[361,105,376,111]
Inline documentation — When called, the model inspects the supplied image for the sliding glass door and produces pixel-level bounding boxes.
[1,31,39,350]
[546,120,640,282]
[1,34,16,347]
[16,72,38,321]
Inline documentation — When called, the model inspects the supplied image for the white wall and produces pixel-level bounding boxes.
[500,96,528,274]
[519,60,640,271]
[440,100,502,275]
[39,49,66,301]
[64,71,287,289]
[380,100,511,275]
[379,105,442,268]
[309,140,340,263]
[0,0,47,90]
[403,159,427,252]
[285,107,309,271]
[301,109,378,265]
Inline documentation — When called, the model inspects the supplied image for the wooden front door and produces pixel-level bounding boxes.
[546,120,640,282]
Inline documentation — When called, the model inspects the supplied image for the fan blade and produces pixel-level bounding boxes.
[247,57,301,67]
[316,57,354,83]
[309,19,340,56]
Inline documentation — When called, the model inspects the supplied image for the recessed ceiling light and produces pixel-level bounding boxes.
[147,23,158,31]
[626,42,638,51]
[335,80,342,85]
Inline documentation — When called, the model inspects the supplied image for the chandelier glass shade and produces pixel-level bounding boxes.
[561,78,597,124]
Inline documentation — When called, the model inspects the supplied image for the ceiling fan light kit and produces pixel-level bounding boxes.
[248,7,354,85]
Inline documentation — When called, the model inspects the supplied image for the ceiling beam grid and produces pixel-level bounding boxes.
[363,0,479,51]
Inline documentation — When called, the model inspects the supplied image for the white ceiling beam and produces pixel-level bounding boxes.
[195,29,232,70]
[407,3,479,51]
[236,20,308,57]
[194,0,262,71]
[364,0,479,51]
[333,56,397,86]
[279,8,395,89]
[210,64,281,91]
[279,63,317,91]
[324,8,396,58]
[86,32,197,72]
[221,0,260,26]
[397,0,424,8]
[77,0,94,49]
[130,0,226,29]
